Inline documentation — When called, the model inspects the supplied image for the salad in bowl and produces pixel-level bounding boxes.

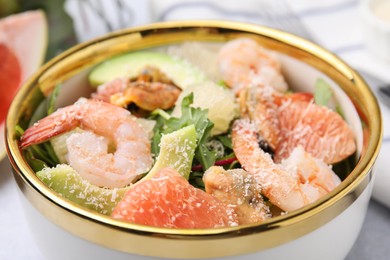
[16,37,357,229]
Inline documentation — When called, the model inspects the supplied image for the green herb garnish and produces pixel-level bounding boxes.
[151,93,216,171]
[314,78,346,119]
[314,78,333,107]
[18,84,62,170]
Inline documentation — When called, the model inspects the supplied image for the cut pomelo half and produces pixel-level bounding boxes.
[0,44,21,122]
[0,10,47,160]
[112,168,238,228]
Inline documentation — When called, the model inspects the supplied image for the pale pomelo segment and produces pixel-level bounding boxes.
[167,41,222,82]
[172,81,239,135]
[276,99,356,164]
[0,10,47,82]
[112,168,238,228]
[37,164,129,215]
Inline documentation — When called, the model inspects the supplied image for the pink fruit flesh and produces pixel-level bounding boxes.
[112,168,238,228]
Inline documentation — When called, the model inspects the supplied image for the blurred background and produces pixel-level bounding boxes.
[0,0,77,59]
[1,0,389,83]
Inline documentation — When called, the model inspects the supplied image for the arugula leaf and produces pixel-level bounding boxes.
[23,150,48,172]
[28,98,49,127]
[28,84,62,127]
[314,78,346,119]
[17,87,46,130]
[43,141,60,166]
[336,105,346,119]
[21,84,62,169]
[14,125,25,140]
[189,171,205,189]
[14,126,54,168]
[151,93,216,170]
[47,84,61,115]
[314,78,333,107]
[216,134,233,149]
[194,120,216,170]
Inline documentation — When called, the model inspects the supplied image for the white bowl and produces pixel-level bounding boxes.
[6,21,382,259]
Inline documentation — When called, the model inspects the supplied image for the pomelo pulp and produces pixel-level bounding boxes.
[112,168,238,228]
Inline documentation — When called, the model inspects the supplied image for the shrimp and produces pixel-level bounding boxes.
[20,99,153,188]
[232,119,341,212]
[203,166,270,225]
[218,38,288,94]
[92,66,181,111]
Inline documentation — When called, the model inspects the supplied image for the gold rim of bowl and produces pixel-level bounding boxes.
[5,20,383,258]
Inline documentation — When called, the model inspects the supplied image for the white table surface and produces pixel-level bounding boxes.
[1,157,390,260]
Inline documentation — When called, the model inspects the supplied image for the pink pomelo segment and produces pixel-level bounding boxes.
[276,99,356,164]
[112,168,238,228]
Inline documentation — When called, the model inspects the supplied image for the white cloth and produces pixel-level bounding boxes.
[64,0,390,207]
[64,0,151,42]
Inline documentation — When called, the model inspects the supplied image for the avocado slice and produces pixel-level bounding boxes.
[36,164,130,215]
[88,51,206,89]
[145,124,197,180]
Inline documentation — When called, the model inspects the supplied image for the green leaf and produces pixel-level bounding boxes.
[216,134,233,149]
[151,129,162,157]
[43,142,60,165]
[150,93,216,170]
[29,84,62,126]
[20,85,62,169]
[336,105,345,119]
[151,108,171,120]
[14,125,25,139]
[314,78,346,119]
[30,144,57,166]
[28,98,49,127]
[314,78,333,107]
[189,171,205,189]
[17,88,45,130]
[23,149,48,172]
[194,121,216,171]
[47,84,61,115]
